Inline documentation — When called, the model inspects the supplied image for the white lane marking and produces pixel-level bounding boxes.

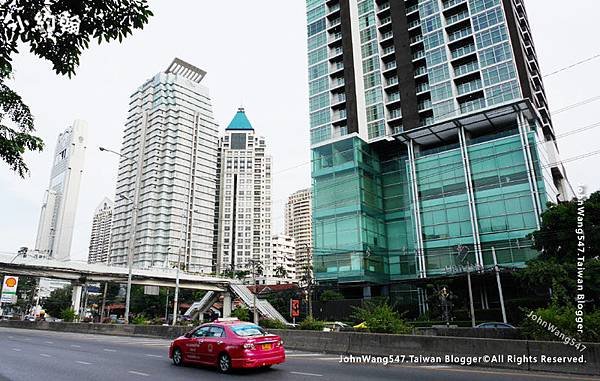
[44,341,54,344]
[103,348,117,352]
[145,354,163,358]
[40,353,51,357]
[317,357,341,361]
[12,348,21,352]
[23,338,32,341]
[76,361,92,365]
[70,345,81,348]
[8,336,13,339]
[290,371,323,377]
[128,371,150,377]
[286,353,323,357]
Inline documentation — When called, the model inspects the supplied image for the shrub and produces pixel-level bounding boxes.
[260,318,286,329]
[521,306,600,343]
[352,299,412,334]
[60,308,76,323]
[320,290,344,301]
[131,315,148,325]
[231,307,250,321]
[299,316,325,331]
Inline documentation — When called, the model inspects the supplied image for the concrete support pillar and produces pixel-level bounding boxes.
[363,286,372,299]
[71,285,83,316]
[222,292,232,318]
[407,140,426,278]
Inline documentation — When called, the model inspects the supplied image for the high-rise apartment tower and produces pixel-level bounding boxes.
[109,58,219,273]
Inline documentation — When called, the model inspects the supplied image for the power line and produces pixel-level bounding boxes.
[543,53,600,78]
[553,95,600,114]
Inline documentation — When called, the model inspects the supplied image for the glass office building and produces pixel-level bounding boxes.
[306,0,571,305]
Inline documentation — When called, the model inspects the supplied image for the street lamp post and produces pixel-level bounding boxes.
[99,146,139,325]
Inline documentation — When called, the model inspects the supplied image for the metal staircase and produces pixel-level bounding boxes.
[184,283,288,324]
[184,291,218,319]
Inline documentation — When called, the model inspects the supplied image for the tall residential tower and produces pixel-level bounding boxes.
[306,0,570,306]
[284,188,313,269]
[109,59,219,273]
[34,121,87,260]
[88,198,113,264]
[216,108,272,275]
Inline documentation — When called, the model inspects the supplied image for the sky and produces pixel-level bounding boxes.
[1,0,599,262]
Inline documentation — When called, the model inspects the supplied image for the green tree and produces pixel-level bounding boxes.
[0,1,152,177]
[43,285,72,318]
[230,307,250,321]
[319,290,344,302]
[518,192,600,307]
[351,299,412,334]
[274,265,288,278]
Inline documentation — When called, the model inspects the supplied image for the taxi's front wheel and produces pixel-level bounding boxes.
[218,353,231,373]
[172,348,184,366]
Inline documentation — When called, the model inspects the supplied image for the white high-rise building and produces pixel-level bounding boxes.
[216,108,272,274]
[34,120,87,260]
[269,234,297,282]
[285,188,312,270]
[109,58,219,273]
[88,198,113,264]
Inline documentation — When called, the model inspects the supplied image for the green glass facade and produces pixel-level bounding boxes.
[312,120,550,285]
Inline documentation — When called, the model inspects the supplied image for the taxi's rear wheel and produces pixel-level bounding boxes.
[172,348,184,366]
[218,353,231,373]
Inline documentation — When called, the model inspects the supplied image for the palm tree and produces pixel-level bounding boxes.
[274,265,288,278]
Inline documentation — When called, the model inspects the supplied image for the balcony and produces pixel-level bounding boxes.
[443,0,467,10]
[381,31,393,41]
[414,66,428,77]
[333,109,347,122]
[454,61,479,77]
[387,92,401,103]
[329,18,341,29]
[416,83,430,94]
[383,61,397,72]
[378,3,390,12]
[451,43,476,60]
[379,16,392,27]
[406,4,419,14]
[412,50,426,61]
[328,32,342,44]
[388,108,402,120]
[459,97,486,113]
[456,79,482,95]
[331,93,346,105]
[328,4,340,15]
[385,77,399,87]
[445,10,469,26]
[410,34,423,45]
[408,19,421,29]
[330,78,345,90]
[448,27,472,42]
[382,46,395,57]
[418,99,432,111]
[329,46,343,59]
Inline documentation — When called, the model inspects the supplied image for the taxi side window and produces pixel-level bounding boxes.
[192,327,210,338]
[208,326,225,338]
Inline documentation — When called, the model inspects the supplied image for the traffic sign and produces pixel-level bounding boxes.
[1,276,19,304]
[290,299,300,317]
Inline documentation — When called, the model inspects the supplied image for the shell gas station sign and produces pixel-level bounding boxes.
[1,276,19,304]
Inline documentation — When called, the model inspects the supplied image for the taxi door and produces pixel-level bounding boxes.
[202,325,227,364]
[185,326,210,363]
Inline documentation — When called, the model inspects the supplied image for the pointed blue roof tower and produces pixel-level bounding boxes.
[226,107,254,131]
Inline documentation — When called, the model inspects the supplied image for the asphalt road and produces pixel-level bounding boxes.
[0,327,596,381]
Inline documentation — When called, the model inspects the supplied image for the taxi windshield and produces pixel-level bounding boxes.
[231,324,266,337]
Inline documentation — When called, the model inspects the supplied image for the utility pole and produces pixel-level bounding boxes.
[172,207,186,326]
[100,282,108,323]
[100,147,139,325]
[248,259,260,324]
[491,247,507,324]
